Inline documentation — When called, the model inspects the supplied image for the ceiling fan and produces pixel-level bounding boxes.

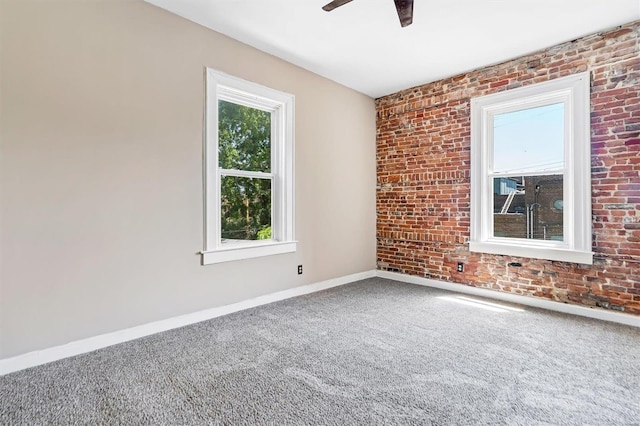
[322,0,414,27]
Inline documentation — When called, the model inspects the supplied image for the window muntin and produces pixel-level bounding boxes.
[203,69,295,264]
[470,72,592,264]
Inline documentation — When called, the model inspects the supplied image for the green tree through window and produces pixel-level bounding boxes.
[218,101,272,241]
[203,69,295,264]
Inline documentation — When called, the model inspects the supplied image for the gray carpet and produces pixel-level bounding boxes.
[1,278,639,425]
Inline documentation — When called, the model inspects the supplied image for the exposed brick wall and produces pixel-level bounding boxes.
[376,21,640,315]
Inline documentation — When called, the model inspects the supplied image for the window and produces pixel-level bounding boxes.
[202,69,295,264]
[470,72,592,264]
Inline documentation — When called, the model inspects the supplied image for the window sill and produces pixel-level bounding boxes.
[201,241,297,265]
[469,241,593,265]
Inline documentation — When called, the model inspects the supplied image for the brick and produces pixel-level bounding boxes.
[376,20,640,316]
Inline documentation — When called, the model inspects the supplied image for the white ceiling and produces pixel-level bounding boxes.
[145,0,640,98]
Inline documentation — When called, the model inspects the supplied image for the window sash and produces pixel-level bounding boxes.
[214,99,280,249]
[219,174,273,243]
[470,72,592,264]
[489,173,565,242]
[482,96,571,250]
[217,100,273,174]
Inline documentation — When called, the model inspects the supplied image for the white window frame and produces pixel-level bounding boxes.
[470,72,592,264]
[202,69,296,265]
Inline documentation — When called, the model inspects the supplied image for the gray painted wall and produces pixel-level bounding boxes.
[0,0,376,358]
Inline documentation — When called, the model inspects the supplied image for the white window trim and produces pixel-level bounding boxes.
[470,72,593,265]
[202,69,296,265]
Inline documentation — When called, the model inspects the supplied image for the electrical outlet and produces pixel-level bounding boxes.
[297,265,303,275]
[457,263,464,273]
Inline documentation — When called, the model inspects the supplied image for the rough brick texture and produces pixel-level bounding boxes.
[376,21,640,315]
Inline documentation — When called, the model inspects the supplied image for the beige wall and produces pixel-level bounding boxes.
[0,0,376,358]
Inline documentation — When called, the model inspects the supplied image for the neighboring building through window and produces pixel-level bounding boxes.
[470,72,592,264]
[202,69,295,264]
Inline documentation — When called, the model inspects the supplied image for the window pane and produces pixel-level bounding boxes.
[221,176,272,241]
[493,175,563,241]
[493,103,564,174]
[218,100,271,172]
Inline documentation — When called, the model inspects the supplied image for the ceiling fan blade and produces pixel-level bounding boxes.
[394,0,414,27]
[322,0,354,12]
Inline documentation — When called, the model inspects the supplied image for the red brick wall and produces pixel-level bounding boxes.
[376,21,640,315]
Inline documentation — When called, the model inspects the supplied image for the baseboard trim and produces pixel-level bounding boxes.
[4,268,635,375]
[0,269,377,376]
[377,270,640,328]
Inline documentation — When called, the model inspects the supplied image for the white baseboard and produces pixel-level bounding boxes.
[376,270,640,328]
[0,269,377,376]
[3,268,636,376]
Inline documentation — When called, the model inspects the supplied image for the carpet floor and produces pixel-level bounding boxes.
[1,278,639,425]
